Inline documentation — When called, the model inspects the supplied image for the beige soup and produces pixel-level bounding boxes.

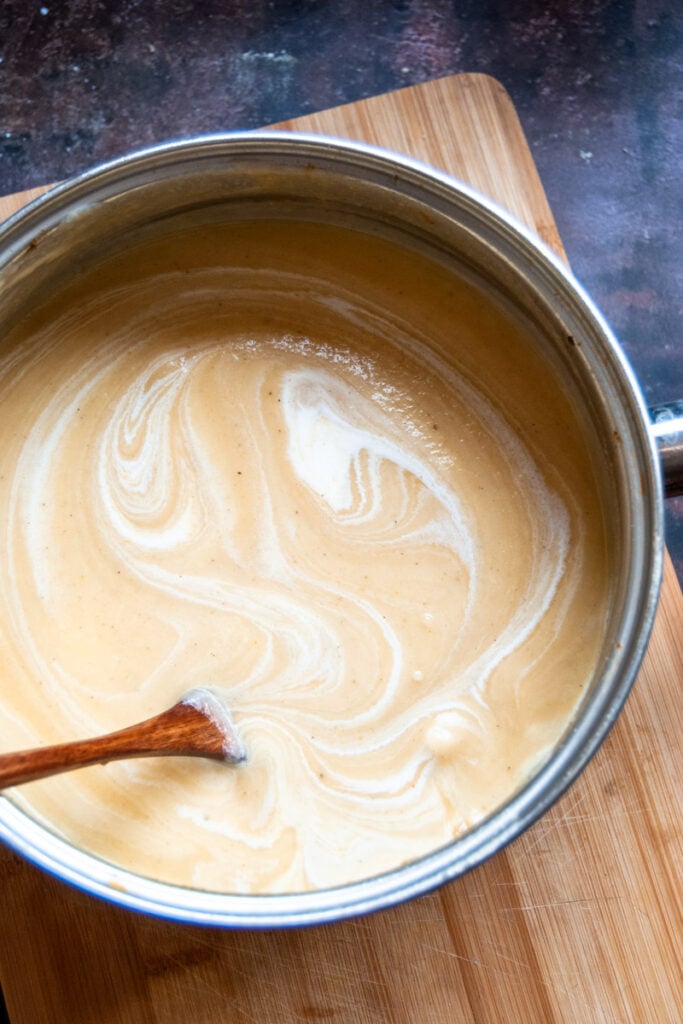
[0,219,609,893]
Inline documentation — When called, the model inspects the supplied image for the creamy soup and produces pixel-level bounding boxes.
[0,219,609,893]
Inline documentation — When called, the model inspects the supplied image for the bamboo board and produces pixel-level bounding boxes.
[0,73,681,1024]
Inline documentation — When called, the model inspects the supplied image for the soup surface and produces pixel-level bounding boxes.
[0,219,609,893]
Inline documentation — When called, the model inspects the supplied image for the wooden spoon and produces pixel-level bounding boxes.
[0,688,245,789]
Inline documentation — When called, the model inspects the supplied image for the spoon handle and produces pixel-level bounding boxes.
[0,703,228,789]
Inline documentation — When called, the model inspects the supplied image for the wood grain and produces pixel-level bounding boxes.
[0,73,681,1024]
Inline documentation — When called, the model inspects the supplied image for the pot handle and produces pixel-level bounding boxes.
[650,401,683,498]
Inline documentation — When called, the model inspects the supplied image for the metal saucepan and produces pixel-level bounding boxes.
[0,134,680,927]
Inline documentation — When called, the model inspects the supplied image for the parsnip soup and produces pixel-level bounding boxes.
[0,219,609,893]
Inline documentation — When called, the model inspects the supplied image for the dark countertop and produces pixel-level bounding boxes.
[1,0,681,586]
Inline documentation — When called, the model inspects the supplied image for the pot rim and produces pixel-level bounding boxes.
[0,131,664,927]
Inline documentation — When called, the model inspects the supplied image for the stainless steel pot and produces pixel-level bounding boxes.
[0,133,679,928]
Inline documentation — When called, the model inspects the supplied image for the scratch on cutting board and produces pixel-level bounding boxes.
[483,946,533,971]
[522,786,648,847]
[521,792,586,854]
[500,893,627,913]
[424,939,589,1005]
[422,943,515,978]
[558,805,648,822]
[216,941,384,988]
[483,942,585,1003]
[506,892,653,928]
[169,968,262,1024]
[143,934,301,1006]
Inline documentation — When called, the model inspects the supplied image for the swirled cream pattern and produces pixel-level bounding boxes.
[0,220,609,892]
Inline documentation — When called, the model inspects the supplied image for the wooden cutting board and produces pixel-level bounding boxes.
[0,73,681,1024]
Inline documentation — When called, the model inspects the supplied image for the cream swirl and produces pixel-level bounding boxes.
[0,219,609,892]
